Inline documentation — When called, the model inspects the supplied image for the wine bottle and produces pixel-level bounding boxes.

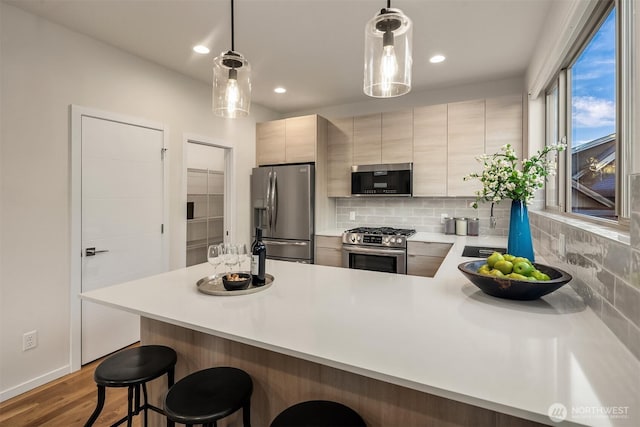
[251,227,266,286]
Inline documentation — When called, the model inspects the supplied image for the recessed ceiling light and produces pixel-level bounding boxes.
[193,45,210,54]
[274,87,287,94]
[430,55,446,64]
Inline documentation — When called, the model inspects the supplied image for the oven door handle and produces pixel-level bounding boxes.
[342,245,406,256]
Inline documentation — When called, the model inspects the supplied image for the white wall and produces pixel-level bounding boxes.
[187,143,226,171]
[0,3,278,400]
[286,76,525,119]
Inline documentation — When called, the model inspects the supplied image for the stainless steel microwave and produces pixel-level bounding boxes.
[351,163,412,196]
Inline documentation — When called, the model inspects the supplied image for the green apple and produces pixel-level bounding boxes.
[503,254,516,262]
[512,257,532,266]
[513,261,534,276]
[507,272,529,281]
[494,260,514,275]
[489,269,505,277]
[487,252,504,268]
[531,270,551,281]
[477,264,491,275]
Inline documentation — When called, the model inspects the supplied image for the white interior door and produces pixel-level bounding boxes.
[81,115,166,364]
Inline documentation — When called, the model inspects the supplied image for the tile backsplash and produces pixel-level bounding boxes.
[530,173,640,360]
[335,197,511,236]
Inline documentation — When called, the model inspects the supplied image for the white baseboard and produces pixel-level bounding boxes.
[0,365,71,402]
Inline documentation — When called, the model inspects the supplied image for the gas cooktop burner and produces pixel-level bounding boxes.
[345,227,416,237]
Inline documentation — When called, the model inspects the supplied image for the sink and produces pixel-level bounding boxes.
[461,245,506,258]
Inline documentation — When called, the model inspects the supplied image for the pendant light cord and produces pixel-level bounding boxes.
[230,0,235,51]
[387,0,391,8]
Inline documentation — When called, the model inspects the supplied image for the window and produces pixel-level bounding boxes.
[569,7,616,220]
[545,0,632,224]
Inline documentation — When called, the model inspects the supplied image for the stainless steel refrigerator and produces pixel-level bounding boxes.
[251,164,315,263]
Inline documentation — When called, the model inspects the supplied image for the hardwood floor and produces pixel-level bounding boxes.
[0,348,142,426]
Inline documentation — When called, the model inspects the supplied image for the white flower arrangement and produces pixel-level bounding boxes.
[464,143,566,208]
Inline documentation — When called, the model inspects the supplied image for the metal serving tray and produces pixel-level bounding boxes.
[196,273,274,296]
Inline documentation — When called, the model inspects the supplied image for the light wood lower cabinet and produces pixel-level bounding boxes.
[407,242,452,277]
[315,235,343,267]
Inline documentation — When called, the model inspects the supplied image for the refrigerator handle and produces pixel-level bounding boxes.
[266,170,273,231]
[272,171,278,231]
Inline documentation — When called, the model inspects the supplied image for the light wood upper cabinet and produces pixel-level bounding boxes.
[447,99,485,197]
[353,113,382,165]
[285,115,317,163]
[256,115,320,166]
[485,94,523,159]
[327,117,354,197]
[382,110,413,163]
[413,104,448,196]
[256,119,286,165]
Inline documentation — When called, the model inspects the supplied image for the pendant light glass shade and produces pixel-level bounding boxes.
[364,7,412,98]
[213,50,251,118]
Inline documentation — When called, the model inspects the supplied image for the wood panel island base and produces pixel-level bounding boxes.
[142,318,542,427]
[81,241,639,427]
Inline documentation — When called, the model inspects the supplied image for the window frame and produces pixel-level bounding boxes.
[544,0,632,228]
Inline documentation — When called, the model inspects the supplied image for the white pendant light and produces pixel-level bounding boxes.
[364,0,412,98]
[213,0,251,118]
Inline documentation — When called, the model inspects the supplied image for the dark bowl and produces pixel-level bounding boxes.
[458,260,572,300]
[222,273,252,291]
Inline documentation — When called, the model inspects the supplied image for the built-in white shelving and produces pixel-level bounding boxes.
[186,168,224,266]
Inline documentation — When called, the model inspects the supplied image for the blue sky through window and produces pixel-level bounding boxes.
[571,8,616,146]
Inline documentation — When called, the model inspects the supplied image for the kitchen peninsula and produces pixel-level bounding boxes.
[80,235,640,427]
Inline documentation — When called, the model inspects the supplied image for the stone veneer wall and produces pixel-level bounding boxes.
[530,174,640,360]
[335,197,511,236]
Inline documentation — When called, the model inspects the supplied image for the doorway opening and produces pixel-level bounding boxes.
[183,136,234,267]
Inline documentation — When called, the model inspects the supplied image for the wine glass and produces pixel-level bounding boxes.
[222,244,239,273]
[207,244,223,276]
[237,244,250,271]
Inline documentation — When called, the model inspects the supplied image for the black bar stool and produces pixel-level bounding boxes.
[84,345,177,427]
[270,400,366,427]
[164,366,253,427]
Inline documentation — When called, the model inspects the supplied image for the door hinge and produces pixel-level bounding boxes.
[161,148,168,159]
[161,224,164,234]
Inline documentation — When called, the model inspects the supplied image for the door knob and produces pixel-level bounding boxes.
[85,247,109,257]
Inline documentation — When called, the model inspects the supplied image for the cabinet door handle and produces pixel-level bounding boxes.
[85,247,109,257]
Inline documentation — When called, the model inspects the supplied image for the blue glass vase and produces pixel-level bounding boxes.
[507,200,535,262]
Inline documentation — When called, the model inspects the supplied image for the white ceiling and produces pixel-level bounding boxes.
[7,0,553,114]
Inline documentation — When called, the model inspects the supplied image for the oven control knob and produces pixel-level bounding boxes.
[357,235,361,241]
[396,237,403,244]
[350,235,357,243]
[383,237,389,243]
[389,237,395,243]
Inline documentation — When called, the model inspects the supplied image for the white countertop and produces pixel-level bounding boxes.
[81,235,639,427]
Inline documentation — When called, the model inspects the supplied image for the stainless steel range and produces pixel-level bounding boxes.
[342,227,416,274]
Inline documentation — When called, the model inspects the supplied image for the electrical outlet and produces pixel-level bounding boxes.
[558,233,566,256]
[440,213,449,224]
[23,330,37,351]
[349,211,356,221]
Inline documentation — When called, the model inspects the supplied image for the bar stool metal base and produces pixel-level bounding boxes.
[84,345,177,427]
